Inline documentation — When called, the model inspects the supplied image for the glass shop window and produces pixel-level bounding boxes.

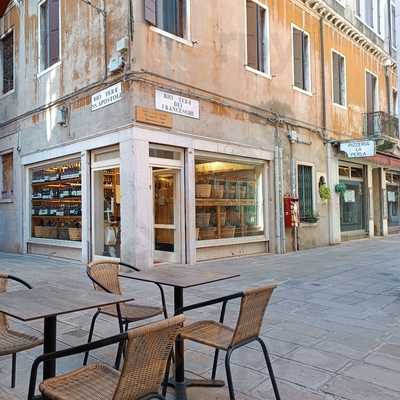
[31,158,81,242]
[195,157,264,241]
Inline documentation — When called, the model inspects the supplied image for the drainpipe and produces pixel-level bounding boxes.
[274,123,285,254]
[387,0,393,58]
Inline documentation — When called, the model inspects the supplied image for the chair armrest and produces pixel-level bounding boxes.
[28,331,127,400]
[176,292,243,315]
[7,275,33,289]
[119,261,141,272]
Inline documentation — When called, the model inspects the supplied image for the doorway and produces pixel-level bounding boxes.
[152,168,183,264]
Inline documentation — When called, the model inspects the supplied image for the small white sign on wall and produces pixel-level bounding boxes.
[155,90,200,119]
[91,83,122,111]
[340,140,376,158]
[344,190,356,203]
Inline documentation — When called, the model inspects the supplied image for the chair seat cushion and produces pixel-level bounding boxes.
[100,303,163,322]
[0,329,43,356]
[39,363,120,400]
[181,321,234,350]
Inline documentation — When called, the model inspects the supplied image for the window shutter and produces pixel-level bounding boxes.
[298,165,313,221]
[293,28,304,89]
[144,0,157,26]
[332,53,340,104]
[2,32,13,93]
[246,1,258,70]
[49,0,60,66]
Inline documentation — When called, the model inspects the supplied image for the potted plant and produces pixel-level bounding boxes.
[335,183,347,194]
[319,184,331,201]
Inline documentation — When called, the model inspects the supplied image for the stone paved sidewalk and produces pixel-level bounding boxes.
[1,236,400,399]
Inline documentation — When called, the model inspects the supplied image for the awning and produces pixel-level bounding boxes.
[0,0,11,17]
[369,153,400,168]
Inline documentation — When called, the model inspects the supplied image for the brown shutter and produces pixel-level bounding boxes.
[293,28,304,89]
[144,0,157,26]
[49,0,60,66]
[246,1,258,70]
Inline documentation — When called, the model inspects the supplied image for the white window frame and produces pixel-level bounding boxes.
[244,0,271,79]
[391,1,397,50]
[291,23,312,96]
[0,149,14,203]
[0,27,15,98]
[296,161,317,224]
[355,0,385,39]
[37,0,62,77]
[331,49,347,109]
[150,0,193,47]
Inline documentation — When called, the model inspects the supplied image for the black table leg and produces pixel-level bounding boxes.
[171,287,225,400]
[43,316,57,380]
[174,287,187,400]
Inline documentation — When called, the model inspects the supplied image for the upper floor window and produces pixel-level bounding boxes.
[356,0,384,36]
[391,2,397,49]
[0,152,13,201]
[332,50,347,107]
[246,0,270,75]
[39,0,60,72]
[144,0,189,39]
[0,30,13,94]
[292,25,311,93]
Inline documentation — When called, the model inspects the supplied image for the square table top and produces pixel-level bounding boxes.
[0,285,134,322]
[120,265,240,288]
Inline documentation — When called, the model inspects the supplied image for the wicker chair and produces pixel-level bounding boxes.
[27,315,184,400]
[178,284,280,400]
[83,261,168,366]
[0,274,43,388]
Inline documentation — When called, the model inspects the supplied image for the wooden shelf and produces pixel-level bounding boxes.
[196,198,256,207]
[32,215,81,219]
[32,197,81,203]
[32,177,81,187]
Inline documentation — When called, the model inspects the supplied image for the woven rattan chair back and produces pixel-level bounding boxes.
[0,274,8,331]
[87,261,122,295]
[231,284,277,347]
[113,315,184,400]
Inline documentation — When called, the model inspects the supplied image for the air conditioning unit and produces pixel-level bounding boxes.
[108,55,124,73]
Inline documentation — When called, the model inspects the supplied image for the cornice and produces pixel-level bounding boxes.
[301,0,397,72]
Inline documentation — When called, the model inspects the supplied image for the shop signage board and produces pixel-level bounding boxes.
[135,106,173,128]
[91,83,122,111]
[340,140,375,158]
[155,90,200,119]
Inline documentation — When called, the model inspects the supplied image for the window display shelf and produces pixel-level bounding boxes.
[196,198,256,207]
[32,197,81,203]
[32,177,81,186]
[32,215,81,219]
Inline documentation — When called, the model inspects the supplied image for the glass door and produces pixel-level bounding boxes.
[92,167,121,259]
[152,168,181,263]
[340,180,365,232]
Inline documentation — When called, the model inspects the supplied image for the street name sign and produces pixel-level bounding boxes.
[340,140,376,158]
[91,83,122,111]
[155,90,200,119]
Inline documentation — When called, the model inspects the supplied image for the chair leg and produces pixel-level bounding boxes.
[83,311,100,366]
[257,338,281,400]
[114,318,127,370]
[162,350,173,397]
[225,349,235,400]
[11,353,16,388]
[211,349,220,380]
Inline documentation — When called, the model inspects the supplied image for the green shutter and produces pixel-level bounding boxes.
[298,165,314,221]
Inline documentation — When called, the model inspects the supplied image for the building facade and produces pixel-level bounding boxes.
[0,0,398,267]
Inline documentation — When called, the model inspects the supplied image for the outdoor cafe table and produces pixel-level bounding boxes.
[0,285,134,381]
[120,265,240,400]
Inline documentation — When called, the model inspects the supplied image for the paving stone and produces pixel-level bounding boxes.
[287,347,351,372]
[252,379,327,400]
[322,375,400,400]
[364,352,400,373]
[342,362,400,392]
[270,358,333,389]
